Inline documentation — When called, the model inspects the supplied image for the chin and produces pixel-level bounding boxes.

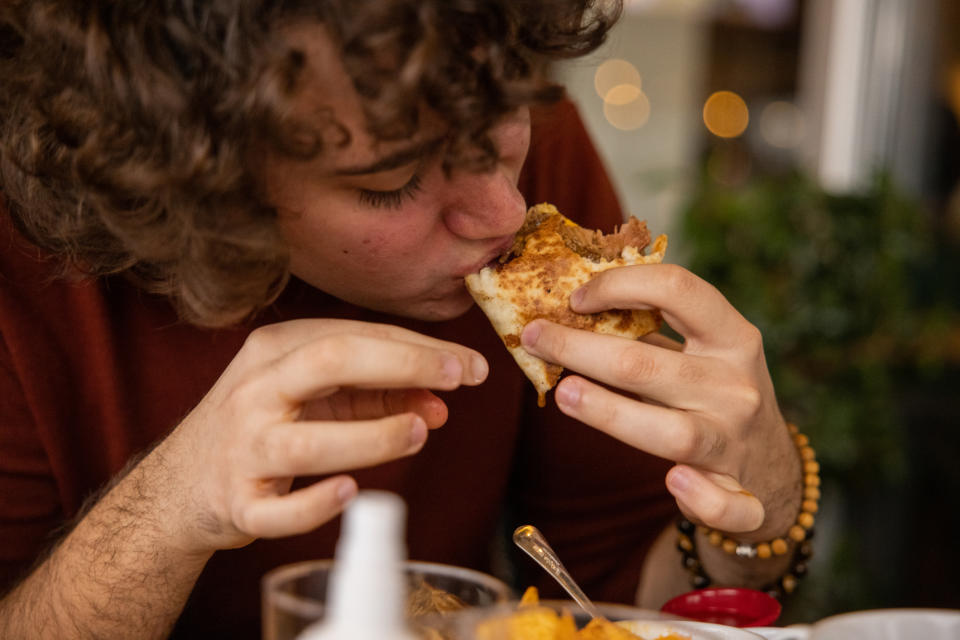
[347,287,475,322]
[408,291,476,321]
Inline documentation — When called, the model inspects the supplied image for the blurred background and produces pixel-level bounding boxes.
[552,0,960,624]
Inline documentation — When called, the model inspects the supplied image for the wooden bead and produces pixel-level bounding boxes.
[798,512,815,529]
[787,423,799,434]
[756,543,772,559]
[678,534,693,552]
[804,486,821,500]
[800,446,816,461]
[722,538,738,554]
[805,473,821,487]
[793,433,808,446]
[804,461,820,474]
[771,538,789,555]
[782,574,798,594]
[708,530,724,547]
[802,499,819,514]
[789,525,807,542]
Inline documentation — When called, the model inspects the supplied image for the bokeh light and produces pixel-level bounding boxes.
[603,89,651,130]
[604,83,642,106]
[594,59,642,101]
[759,100,806,149]
[703,90,750,138]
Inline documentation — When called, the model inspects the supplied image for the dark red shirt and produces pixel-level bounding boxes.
[0,100,675,638]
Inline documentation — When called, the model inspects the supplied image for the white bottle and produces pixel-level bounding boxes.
[297,491,418,640]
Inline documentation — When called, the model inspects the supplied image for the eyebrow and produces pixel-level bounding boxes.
[333,135,447,176]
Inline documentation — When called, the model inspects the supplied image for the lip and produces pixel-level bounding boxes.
[456,236,515,277]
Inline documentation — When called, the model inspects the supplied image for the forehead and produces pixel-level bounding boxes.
[281,22,430,169]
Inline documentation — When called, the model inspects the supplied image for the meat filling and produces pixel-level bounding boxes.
[501,208,651,263]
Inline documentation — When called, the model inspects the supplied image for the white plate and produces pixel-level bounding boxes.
[617,619,766,640]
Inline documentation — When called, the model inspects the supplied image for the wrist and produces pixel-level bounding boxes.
[676,423,819,598]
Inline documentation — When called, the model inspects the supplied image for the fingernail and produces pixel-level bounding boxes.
[521,322,541,348]
[409,415,427,449]
[555,382,580,408]
[442,355,463,384]
[337,479,358,505]
[667,467,691,494]
[470,355,488,383]
[569,287,585,309]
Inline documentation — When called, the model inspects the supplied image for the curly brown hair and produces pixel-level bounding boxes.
[0,0,621,326]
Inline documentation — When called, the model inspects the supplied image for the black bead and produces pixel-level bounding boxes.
[804,527,815,540]
[799,542,814,559]
[766,587,783,600]
[692,574,711,589]
[677,518,696,535]
[683,555,701,570]
[792,562,808,577]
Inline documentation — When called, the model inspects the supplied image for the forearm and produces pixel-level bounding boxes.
[0,447,211,639]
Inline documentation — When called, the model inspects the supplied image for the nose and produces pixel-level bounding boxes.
[440,168,527,240]
[440,108,531,240]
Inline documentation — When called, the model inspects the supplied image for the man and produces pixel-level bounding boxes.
[0,1,804,638]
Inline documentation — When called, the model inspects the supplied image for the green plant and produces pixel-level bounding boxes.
[680,171,944,486]
[678,169,960,620]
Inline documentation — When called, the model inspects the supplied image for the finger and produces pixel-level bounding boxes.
[301,388,449,429]
[552,376,721,463]
[252,412,429,477]
[665,465,765,533]
[238,475,358,538]
[260,333,487,408]
[244,318,485,365]
[639,332,684,352]
[522,320,724,409]
[570,264,754,351]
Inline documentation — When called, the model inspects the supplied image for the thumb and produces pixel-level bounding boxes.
[666,465,765,533]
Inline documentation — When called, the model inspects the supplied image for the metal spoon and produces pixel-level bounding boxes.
[512,524,602,619]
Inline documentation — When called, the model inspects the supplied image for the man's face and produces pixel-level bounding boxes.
[260,24,530,320]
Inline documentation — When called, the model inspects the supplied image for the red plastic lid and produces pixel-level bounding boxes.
[660,587,782,627]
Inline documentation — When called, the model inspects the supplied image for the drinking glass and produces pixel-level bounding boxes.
[261,559,512,640]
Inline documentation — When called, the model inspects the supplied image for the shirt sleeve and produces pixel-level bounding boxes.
[0,333,63,594]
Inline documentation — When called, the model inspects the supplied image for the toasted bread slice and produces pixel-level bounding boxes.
[465,203,667,406]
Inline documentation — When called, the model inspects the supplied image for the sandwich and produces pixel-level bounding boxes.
[464,203,667,406]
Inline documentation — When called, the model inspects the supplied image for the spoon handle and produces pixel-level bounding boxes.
[512,525,602,619]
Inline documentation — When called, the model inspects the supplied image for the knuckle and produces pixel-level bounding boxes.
[734,384,763,418]
[667,416,724,461]
[261,426,309,467]
[662,264,698,297]
[677,359,706,385]
[303,335,350,378]
[668,421,701,460]
[739,323,765,357]
[613,345,658,384]
[242,325,277,357]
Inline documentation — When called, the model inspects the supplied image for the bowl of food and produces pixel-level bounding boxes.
[418,586,766,640]
[262,559,512,640]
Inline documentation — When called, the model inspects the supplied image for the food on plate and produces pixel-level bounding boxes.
[407,577,469,617]
[472,587,689,640]
[464,203,668,406]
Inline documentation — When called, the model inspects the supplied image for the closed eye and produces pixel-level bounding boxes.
[357,172,424,210]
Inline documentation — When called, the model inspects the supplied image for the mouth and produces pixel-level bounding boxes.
[457,236,515,278]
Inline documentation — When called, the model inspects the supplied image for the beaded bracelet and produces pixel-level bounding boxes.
[674,423,819,599]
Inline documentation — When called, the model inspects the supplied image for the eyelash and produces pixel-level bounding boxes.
[357,173,424,210]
